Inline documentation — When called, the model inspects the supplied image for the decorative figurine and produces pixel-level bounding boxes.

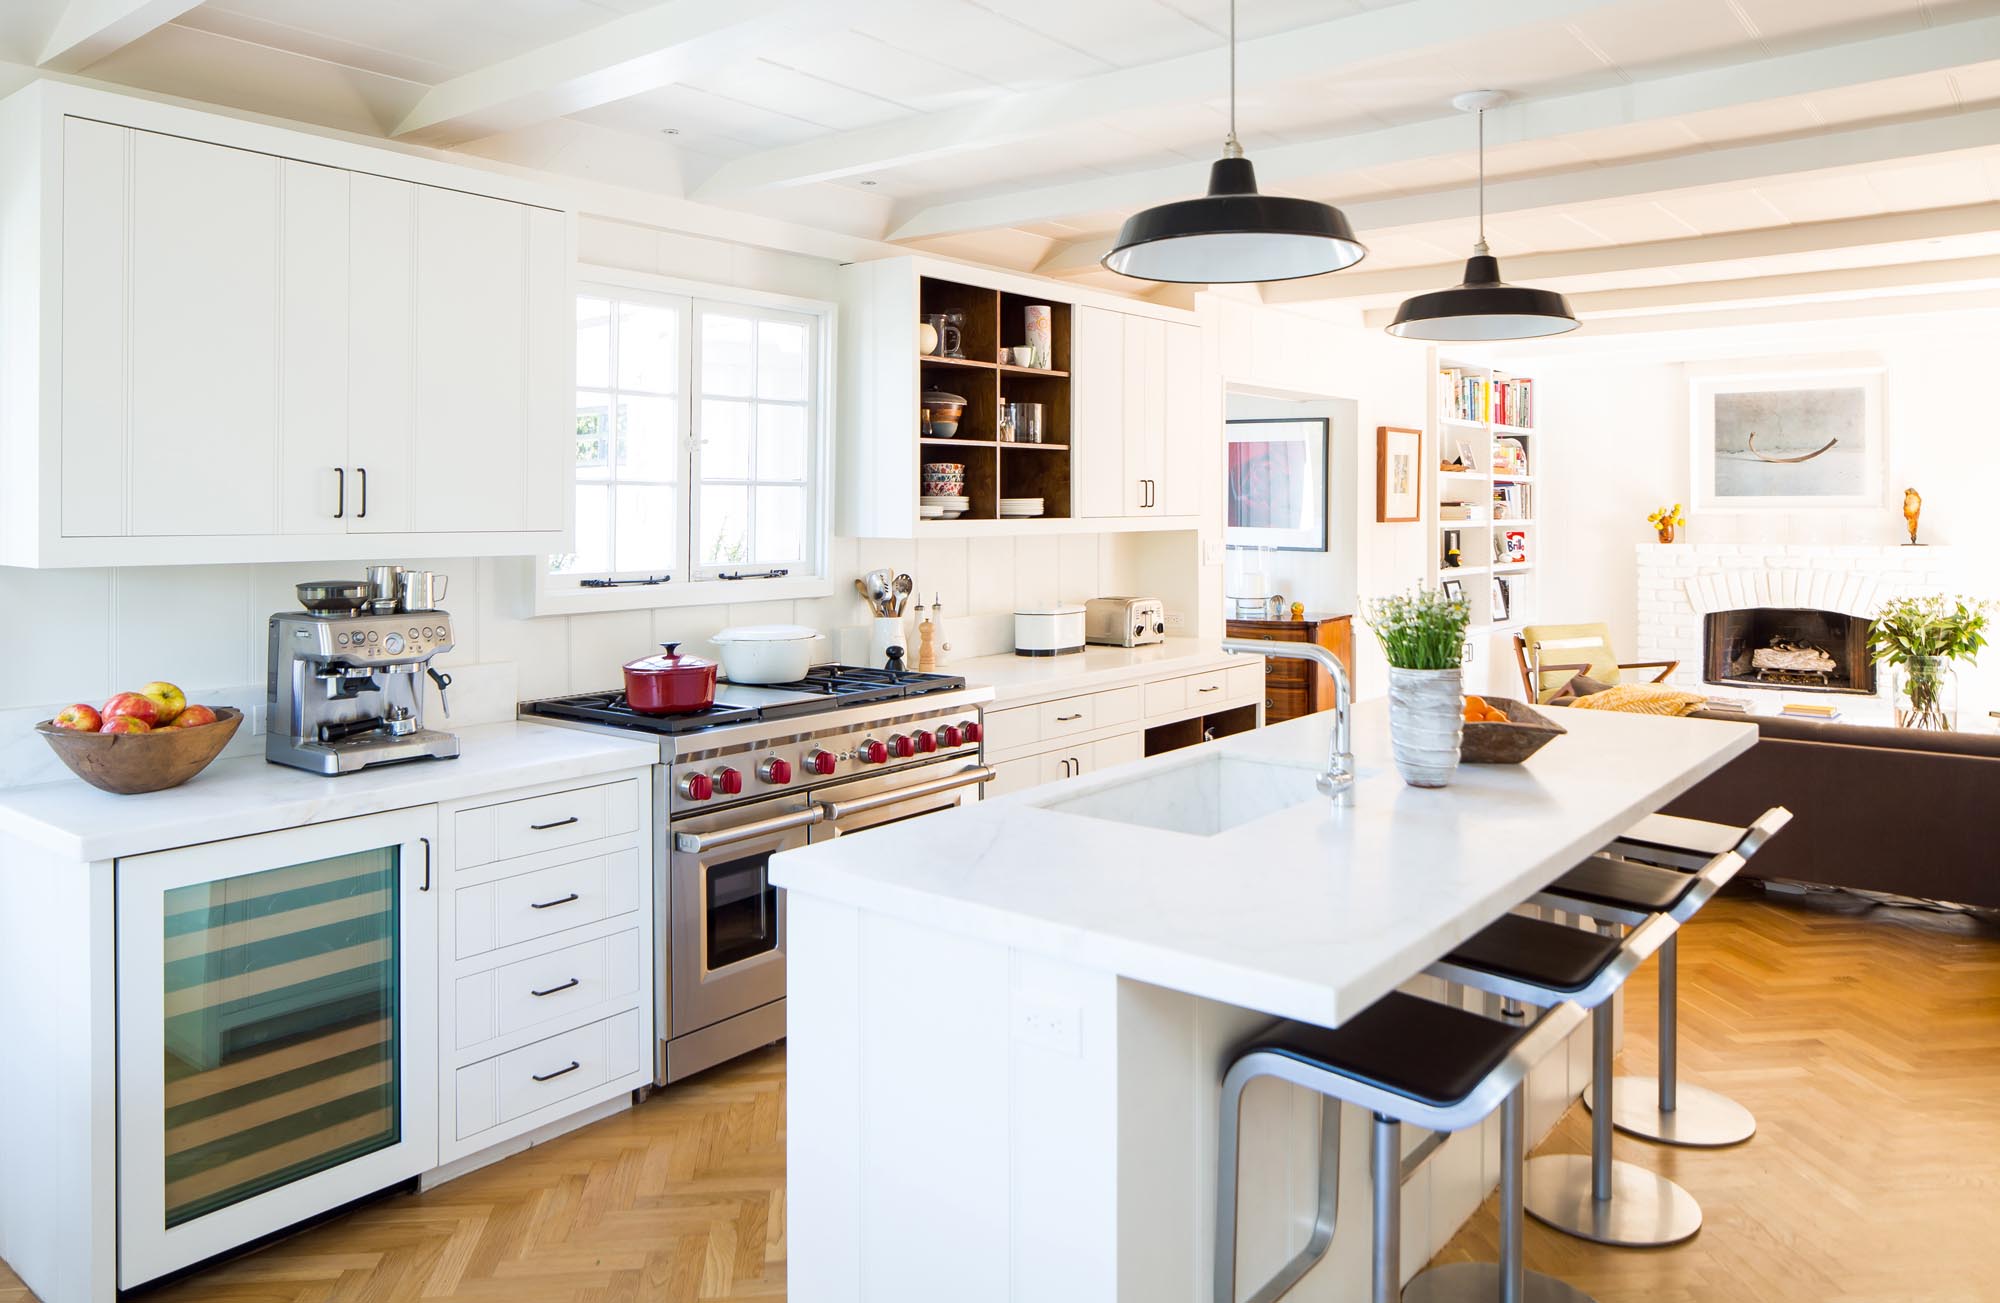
[1903,486,1923,546]
[1290,601,1305,620]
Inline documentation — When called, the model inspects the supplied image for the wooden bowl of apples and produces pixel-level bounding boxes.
[37,684,241,794]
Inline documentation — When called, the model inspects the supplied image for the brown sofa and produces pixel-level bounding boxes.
[1661,712,2000,909]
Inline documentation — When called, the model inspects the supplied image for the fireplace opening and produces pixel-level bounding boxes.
[1703,608,1876,695]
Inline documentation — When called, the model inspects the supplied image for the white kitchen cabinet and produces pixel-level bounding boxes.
[0,81,575,568]
[1071,307,1201,522]
[1159,322,1205,516]
[1072,305,1126,519]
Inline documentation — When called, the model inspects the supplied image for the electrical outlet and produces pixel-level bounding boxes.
[1165,611,1187,631]
[1013,997,1082,1056]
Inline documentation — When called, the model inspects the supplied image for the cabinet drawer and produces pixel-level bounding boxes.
[1186,670,1229,707]
[455,778,642,869]
[1093,731,1144,769]
[1262,657,1308,686]
[454,847,642,959]
[454,927,642,1049]
[1264,682,1309,724]
[1226,664,1263,700]
[983,704,1039,754]
[1093,686,1140,728]
[1038,696,1095,739]
[454,1008,642,1139]
[1143,677,1185,718]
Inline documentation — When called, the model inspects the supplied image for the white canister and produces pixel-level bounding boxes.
[1014,605,1085,657]
[1386,666,1464,788]
[869,617,908,668]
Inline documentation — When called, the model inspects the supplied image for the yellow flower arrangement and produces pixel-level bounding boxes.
[1645,503,1686,543]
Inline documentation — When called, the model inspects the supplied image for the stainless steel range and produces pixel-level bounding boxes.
[521,666,993,1083]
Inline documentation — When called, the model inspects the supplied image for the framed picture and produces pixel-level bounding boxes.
[1691,368,1884,511]
[1375,425,1422,523]
[1491,576,1512,623]
[1441,579,1465,605]
[1226,418,1328,552]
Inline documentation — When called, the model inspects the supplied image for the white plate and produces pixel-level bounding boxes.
[999,499,1044,509]
[920,495,970,505]
[920,504,945,518]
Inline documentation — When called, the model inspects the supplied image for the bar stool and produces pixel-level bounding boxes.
[1510,846,1746,1246]
[1215,992,1588,1303]
[1586,807,1792,1147]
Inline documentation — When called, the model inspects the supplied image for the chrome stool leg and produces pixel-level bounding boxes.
[1215,1067,1341,1303]
[1524,998,1702,1247]
[1590,933,1756,1147]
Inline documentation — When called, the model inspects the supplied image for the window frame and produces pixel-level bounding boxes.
[536,267,837,616]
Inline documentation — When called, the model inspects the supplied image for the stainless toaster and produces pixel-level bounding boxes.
[1085,597,1166,648]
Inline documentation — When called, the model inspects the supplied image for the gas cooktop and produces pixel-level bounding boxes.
[521,664,970,735]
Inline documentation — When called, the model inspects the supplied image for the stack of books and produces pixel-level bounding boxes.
[1781,701,1841,720]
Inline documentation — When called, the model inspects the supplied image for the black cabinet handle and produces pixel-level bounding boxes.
[531,977,580,998]
[356,467,368,518]
[531,816,579,831]
[529,892,579,910]
[531,1060,581,1083]
[419,836,431,892]
[334,467,345,519]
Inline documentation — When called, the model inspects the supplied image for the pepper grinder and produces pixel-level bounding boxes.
[917,610,937,671]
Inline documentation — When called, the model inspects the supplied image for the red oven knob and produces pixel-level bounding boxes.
[858,738,889,764]
[678,772,714,801]
[713,766,743,795]
[888,733,915,759]
[938,724,963,747]
[913,729,938,754]
[806,748,838,776]
[758,757,793,785]
[960,719,983,743]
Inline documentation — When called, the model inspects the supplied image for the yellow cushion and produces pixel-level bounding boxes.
[1519,623,1622,703]
[1567,683,1708,716]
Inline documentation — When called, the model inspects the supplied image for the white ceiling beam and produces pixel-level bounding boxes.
[695,0,1626,199]
[1261,204,2000,304]
[37,0,201,72]
[390,0,868,146]
[889,11,2000,241]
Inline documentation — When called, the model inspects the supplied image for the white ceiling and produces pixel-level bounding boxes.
[3,0,2000,314]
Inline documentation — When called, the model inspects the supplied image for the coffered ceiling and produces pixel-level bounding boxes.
[3,0,1998,319]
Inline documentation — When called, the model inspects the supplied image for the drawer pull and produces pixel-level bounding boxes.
[1197,685,1220,694]
[530,816,580,831]
[530,977,581,998]
[531,1060,581,1083]
[529,892,580,910]
[1055,712,1084,722]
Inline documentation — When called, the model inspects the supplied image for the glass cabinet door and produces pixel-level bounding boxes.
[118,807,438,1288]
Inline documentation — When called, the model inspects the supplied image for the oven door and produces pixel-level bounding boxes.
[668,795,815,1043]
[809,757,995,841]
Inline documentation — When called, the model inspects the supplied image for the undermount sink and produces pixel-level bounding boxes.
[1039,753,1330,837]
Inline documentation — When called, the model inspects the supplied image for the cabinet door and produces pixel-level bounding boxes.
[411,186,534,533]
[59,117,128,537]
[983,757,1042,798]
[128,130,281,537]
[1093,731,1144,771]
[1039,750,1085,785]
[347,174,416,535]
[115,807,439,1287]
[1157,322,1203,516]
[1072,306,1126,518]
[279,161,351,535]
[1123,315,1166,514]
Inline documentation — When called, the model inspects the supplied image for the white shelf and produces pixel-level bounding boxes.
[1492,473,1534,483]
[1441,416,1486,429]
[1439,469,1485,481]
[1493,423,1536,435]
[1493,517,1535,526]
[1494,563,1535,573]
[1441,565,1489,577]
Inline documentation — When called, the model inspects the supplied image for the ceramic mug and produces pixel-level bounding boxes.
[1009,345,1035,367]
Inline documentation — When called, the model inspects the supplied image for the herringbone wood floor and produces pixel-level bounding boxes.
[3,887,1995,1302]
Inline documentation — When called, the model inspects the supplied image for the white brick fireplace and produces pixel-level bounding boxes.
[1634,543,1962,721]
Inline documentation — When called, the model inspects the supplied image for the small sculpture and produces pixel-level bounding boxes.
[1903,487,1923,546]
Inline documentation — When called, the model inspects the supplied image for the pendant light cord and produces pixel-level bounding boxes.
[1223,0,1242,158]
[1474,106,1488,255]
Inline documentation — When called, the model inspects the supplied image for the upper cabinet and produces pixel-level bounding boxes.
[0,83,574,568]
[836,255,1202,539]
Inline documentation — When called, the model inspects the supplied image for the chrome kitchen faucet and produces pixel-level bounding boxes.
[1221,638,1355,805]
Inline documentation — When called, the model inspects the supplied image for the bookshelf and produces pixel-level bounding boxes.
[1431,358,1541,641]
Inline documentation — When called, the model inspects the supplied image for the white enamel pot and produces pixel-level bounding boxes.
[708,624,825,684]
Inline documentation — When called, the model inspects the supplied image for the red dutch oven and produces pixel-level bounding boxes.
[622,642,717,715]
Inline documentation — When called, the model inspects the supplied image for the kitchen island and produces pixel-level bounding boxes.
[771,700,1755,1303]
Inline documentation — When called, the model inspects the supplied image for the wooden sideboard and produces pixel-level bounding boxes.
[1224,613,1355,725]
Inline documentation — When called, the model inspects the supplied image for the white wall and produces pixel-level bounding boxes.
[1221,392,1360,617]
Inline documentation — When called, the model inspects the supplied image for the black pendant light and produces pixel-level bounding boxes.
[1388,92,1578,341]
[1102,0,1364,284]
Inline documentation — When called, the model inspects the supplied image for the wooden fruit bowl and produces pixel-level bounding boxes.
[1460,697,1565,764]
[35,708,243,794]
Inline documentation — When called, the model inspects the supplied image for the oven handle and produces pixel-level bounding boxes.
[815,766,996,823]
[673,805,824,853]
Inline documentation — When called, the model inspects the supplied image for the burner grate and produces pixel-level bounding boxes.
[521,665,969,734]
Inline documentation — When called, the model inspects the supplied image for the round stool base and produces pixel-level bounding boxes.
[1583,1078,1756,1148]
[1403,1261,1598,1303]
[1523,1154,1701,1247]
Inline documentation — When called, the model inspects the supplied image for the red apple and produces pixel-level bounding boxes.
[100,716,151,734]
[138,681,186,725]
[101,692,160,728]
[52,703,102,732]
[171,704,218,728]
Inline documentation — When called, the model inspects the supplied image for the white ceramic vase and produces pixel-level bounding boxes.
[1387,666,1464,788]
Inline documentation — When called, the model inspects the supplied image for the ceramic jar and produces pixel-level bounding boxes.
[1387,666,1464,787]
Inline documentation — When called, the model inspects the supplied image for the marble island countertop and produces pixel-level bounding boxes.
[0,721,660,861]
[949,637,1243,707]
[771,701,1755,1027]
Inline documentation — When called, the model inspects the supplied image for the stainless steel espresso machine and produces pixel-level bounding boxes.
[267,567,460,774]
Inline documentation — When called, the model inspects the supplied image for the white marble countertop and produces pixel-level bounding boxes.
[772,702,1756,1027]
[0,721,660,861]
[952,638,1242,708]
